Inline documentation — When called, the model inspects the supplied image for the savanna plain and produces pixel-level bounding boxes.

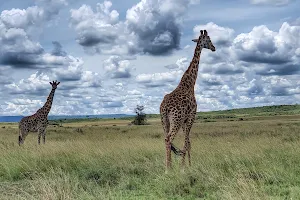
[1,105,300,200]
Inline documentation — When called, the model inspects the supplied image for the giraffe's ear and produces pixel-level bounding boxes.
[57,82,60,85]
[49,82,53,85]
[192,39,198,42]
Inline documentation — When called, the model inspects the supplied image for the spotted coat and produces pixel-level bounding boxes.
[160,30,216,172]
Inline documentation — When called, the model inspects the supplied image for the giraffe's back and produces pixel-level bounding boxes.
[19,114,48,132]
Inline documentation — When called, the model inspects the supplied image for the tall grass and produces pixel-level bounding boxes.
[1,115,300,199]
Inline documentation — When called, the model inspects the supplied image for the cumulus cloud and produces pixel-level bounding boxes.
[136,70,183,88]
[233,22,300,75]
[0,0,68,69]
[103,56,133,78]
[193,22,235,47]
[130,21,300,113]
[5,72,51,96]
[53,56,102,90]
[69,1,132,55]
[70,0,199,56]
[164,57,189,70]
[52,41,67,57]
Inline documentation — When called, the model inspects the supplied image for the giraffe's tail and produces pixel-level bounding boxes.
[171,143,183,156]
[18,136,21,145]
[18,129,22,146]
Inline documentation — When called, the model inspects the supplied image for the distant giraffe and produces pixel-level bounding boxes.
[160,30,216,172]
[18,81,60,145]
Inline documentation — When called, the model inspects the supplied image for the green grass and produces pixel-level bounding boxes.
[197,104,300,120]
[1,106,300,199]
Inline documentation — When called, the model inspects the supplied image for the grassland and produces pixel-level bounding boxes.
[1,105,300,199]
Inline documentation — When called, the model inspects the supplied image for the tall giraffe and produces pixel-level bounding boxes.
[18,81,60,145]
[160,30,215,171]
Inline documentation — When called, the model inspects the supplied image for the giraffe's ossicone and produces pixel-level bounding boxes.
[160,30,216,172]
[18,81,60,145]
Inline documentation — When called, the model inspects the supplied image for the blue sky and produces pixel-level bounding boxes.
[0,0,299,115]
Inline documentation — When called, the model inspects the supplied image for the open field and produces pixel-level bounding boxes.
[1,106,300,199]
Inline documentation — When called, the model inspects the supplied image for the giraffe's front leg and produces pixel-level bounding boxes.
[38,127,46,145]
[38,127,47,145]
[38,129,42,145]
[181,116,195,168]
[165,121,181,173]
[42,129,46,144]
[165,134,172,173]
[19,130,28,145]
[181,123,187,167]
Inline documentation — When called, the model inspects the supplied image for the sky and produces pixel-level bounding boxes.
[0,0,299,116]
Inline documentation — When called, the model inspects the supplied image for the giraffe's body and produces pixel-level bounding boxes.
[18,81,60,145]
[160,30,215,171]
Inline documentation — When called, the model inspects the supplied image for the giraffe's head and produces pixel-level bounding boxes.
[49,80,60,89]
[192,30,215,52]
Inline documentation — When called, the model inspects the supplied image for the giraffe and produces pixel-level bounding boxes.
[18,81,60,145]
[160,30,216,172]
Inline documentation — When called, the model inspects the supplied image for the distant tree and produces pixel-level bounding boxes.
[132,105,147,125]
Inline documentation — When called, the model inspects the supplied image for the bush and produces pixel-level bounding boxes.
[132,105,147,125]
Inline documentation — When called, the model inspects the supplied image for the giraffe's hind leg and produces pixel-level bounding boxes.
[181,115,195,168]
[42,129,46,144]
[38,128,44,145]
[161,113,170,136]
[165,118,182,172]
[19,130,28,145]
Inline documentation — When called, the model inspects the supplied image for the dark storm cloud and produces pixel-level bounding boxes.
[247,84,264,95]
[0,1,68,69]
[271,87,289,96]
[0,52,43,68]
[127,19,181,55]
[51,41,67,57]
[125,0,201,55]
[257,64,300,76]
[0,52,67,69]
[238,53,291,65]
[214,64,244,75]
[112,71,131,79]
[76,30,118,47]
[70,0,198,56]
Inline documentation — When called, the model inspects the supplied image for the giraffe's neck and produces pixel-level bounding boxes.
[178,42,203,91]
[40,88,56,116]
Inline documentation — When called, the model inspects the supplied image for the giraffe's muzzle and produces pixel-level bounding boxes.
[211,45,216,52]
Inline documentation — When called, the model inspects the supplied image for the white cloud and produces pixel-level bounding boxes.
[193,22,235,47]
[0,0,68,68]
[103,56,133,78]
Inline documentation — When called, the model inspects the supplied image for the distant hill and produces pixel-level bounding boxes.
[0,114,134,123]
[143,104,300,119]
[196,104,300,119]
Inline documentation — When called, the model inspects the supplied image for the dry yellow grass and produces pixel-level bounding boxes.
[1,115,300,199]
